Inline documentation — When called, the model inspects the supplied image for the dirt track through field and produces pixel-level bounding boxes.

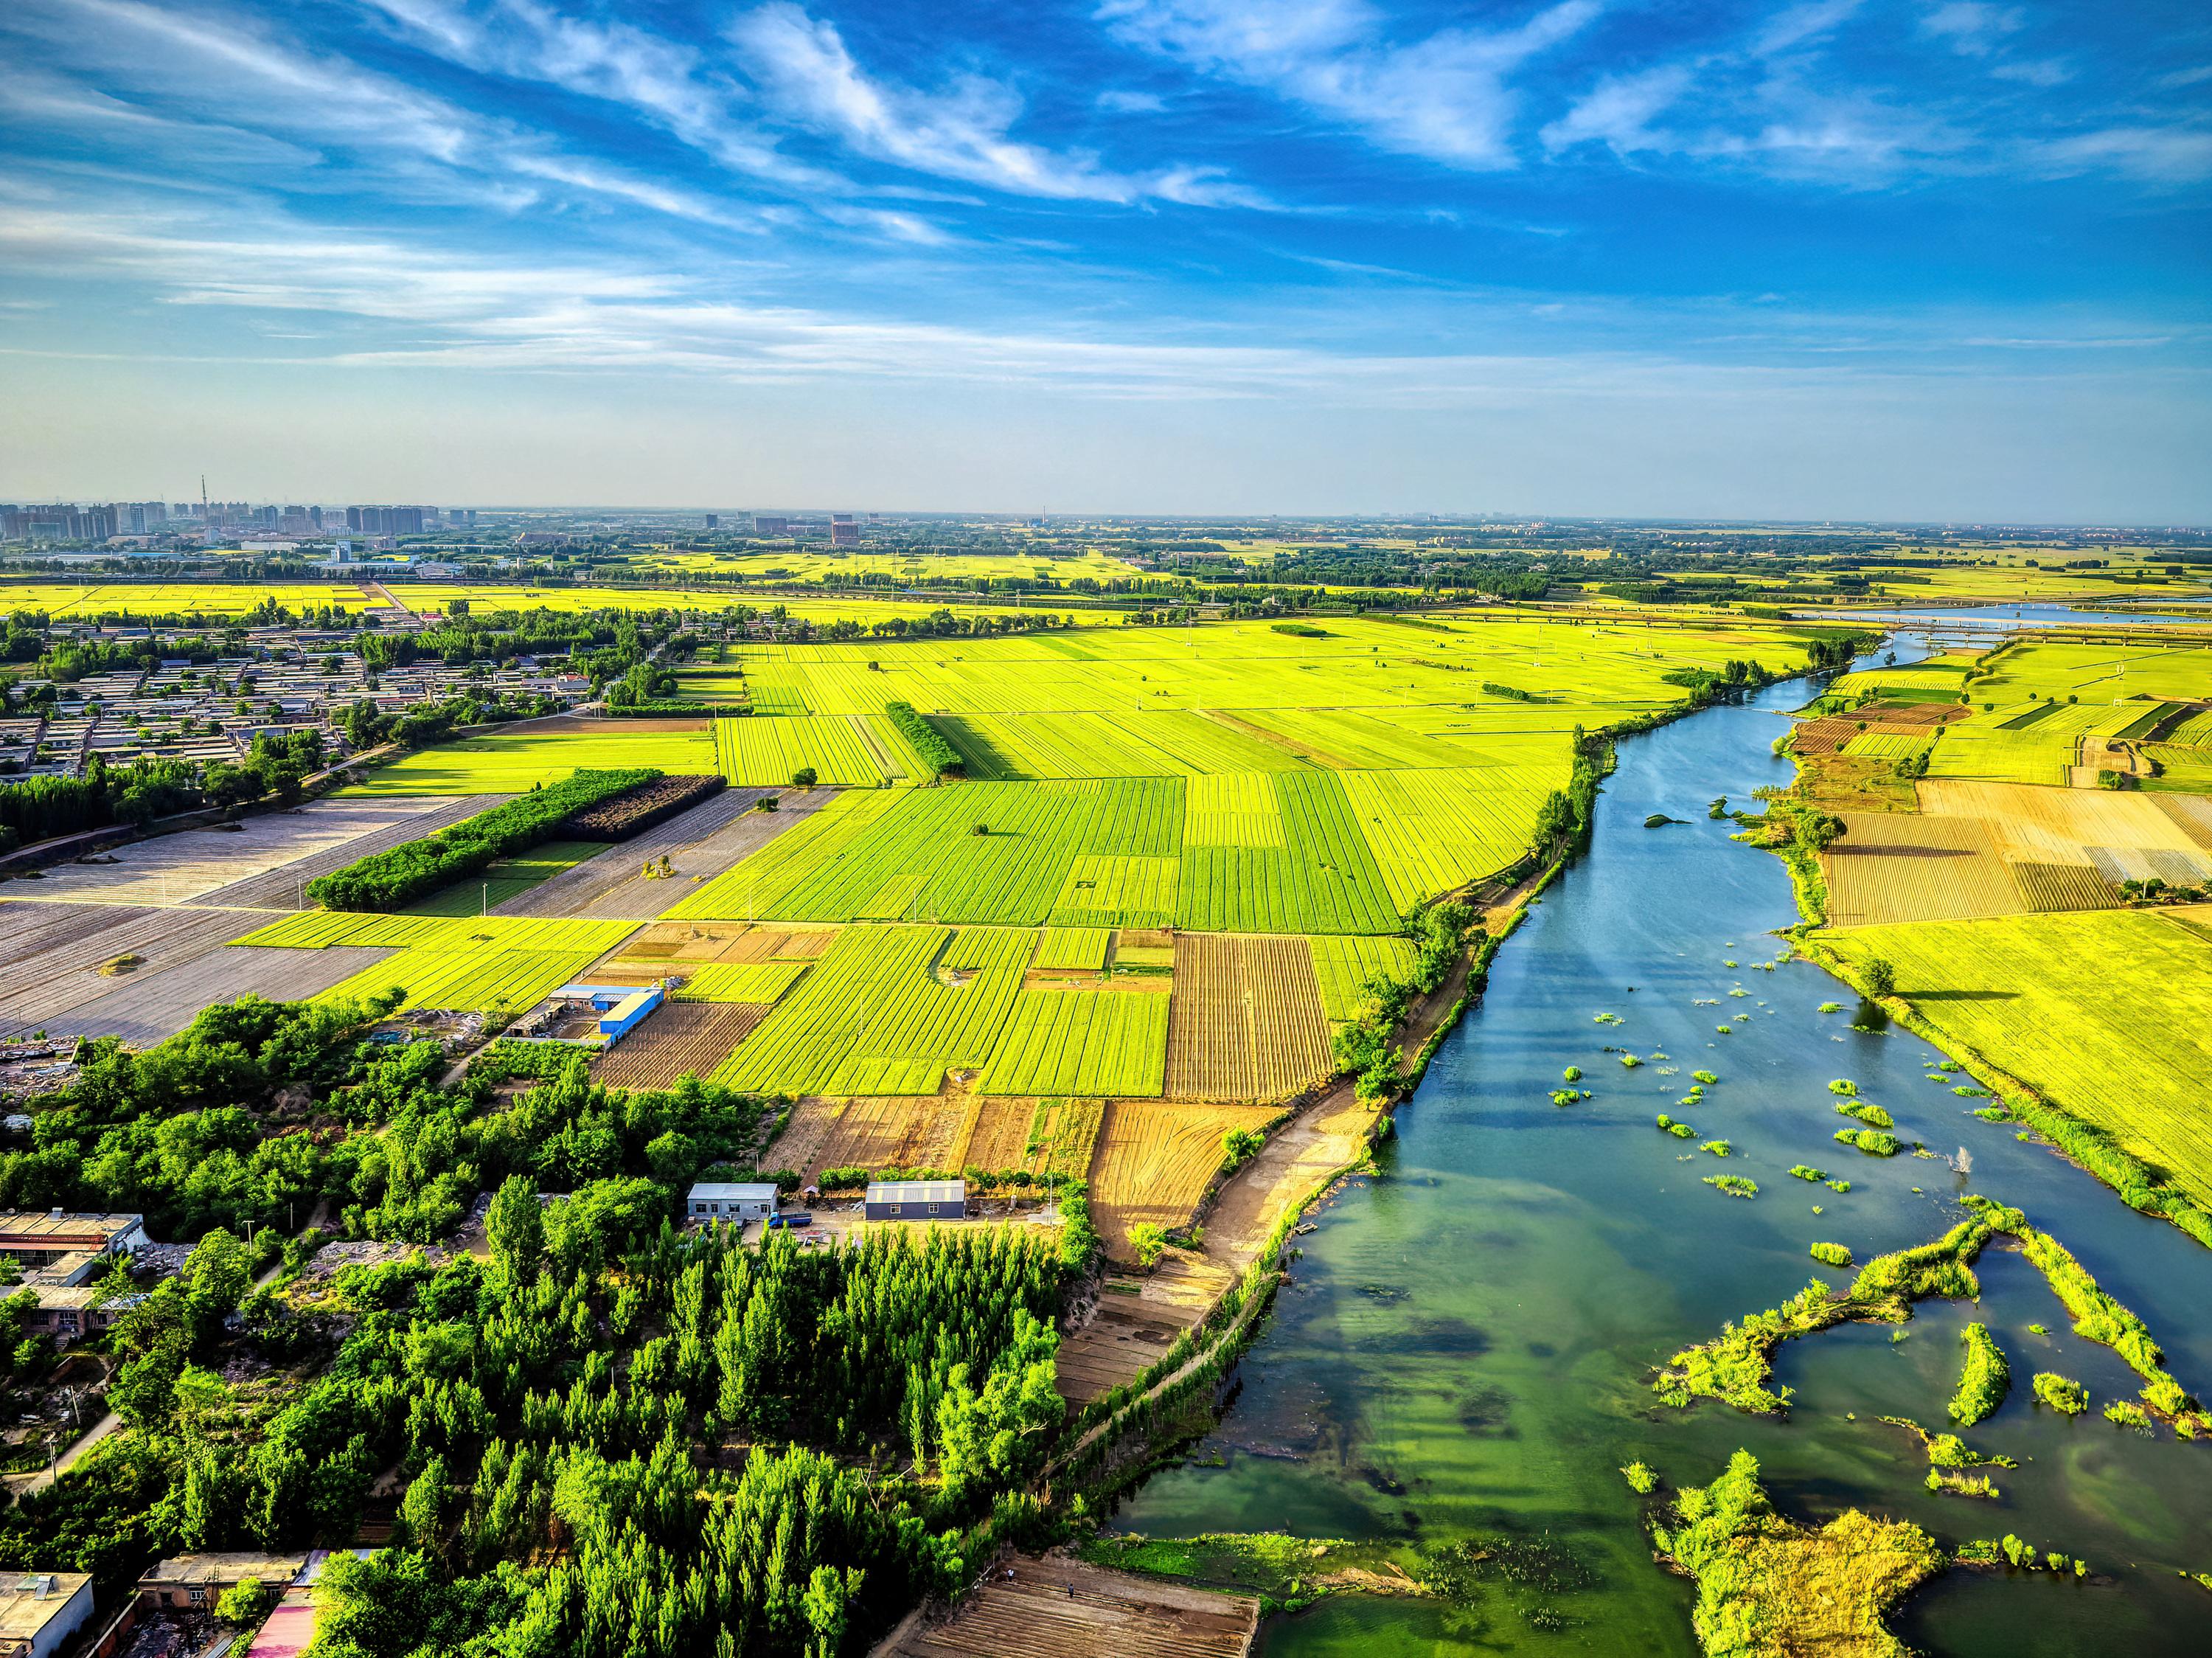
[494,787,820,919]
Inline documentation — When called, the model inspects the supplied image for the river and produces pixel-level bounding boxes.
[1113,617,2212,1654]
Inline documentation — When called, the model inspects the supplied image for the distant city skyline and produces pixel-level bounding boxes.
[2,1,2207,520]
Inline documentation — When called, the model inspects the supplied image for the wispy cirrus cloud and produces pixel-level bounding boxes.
[1099,0,1603,170]
[730,2,1248,206]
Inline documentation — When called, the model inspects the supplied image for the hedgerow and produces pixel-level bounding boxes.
[883,701,964,777]
[306,768,655,910]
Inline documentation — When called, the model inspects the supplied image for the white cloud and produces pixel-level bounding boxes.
[1753,0,1864,58]
[1099,0,1603,169]
[1096,89,1169,114]
[2036,126,2212,184]
[1540,63,1695,156]
[1989,57,2071,86]
[1920,3,2024,58]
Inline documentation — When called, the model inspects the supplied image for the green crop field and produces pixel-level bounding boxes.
[1340,766,1563,908]
[712,924,1032,1095]
[349,726,716,795]
[713,714,917,786]
[1821,909,2212,1205]
[229,912,633,1013]
[974,990,1169,1097]
[1033,926,1112,971]
[401,840,601,916]
[1308,934,1421,1021]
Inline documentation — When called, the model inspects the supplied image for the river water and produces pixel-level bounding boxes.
[1114,622,2212,1654]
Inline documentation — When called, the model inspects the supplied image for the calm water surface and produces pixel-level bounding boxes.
[1113,647,2212,1655]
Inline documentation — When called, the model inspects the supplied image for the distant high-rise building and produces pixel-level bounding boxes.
[752,514,790,535]
[829,513,859,547]
[704,513,720,529]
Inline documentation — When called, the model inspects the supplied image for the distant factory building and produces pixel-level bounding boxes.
[865,1179,966,1223]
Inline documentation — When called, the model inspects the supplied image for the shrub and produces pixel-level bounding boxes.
[1129,1221,1168,1268]
[791,766,818,787]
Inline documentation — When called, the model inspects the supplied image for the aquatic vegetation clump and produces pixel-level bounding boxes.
[1621,1461,1659,1494]
[1657,1114,1697,1139]
[1948,1324,2010,1426]
[1562,1065,1583,1082]
[2103,1401,2152,1435]
[1809,1242,1854,1268]
[1653,1215,1992,1415]
[1703,1174,1759,1199]
[1787,1165,1828,1182]
[1694,1070,1719,1084]
[1620,1052,1644,1068]
[1829,1078,1858,1096]
[1834,1100,1893,1129]
[1701,1140,1734,1158]
[1648,1450,1944,1658]
[2032,1373,2089,1415]
[1835,1128,1901,1156]
[1826,1179,1852,1193]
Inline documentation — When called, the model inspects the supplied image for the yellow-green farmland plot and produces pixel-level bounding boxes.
[713,715,917,786]
[975,990,1169,1097]
[713,924,1031,1095]
[229,913,633,1013]
[1308,934,1420,1021]
[1032,926,1112,971]
[1341,766,1564,908]
[1820,909,2212,1206]
[349,723,716,795]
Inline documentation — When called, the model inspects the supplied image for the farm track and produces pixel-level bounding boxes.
[0,903,266,1033]
[592,1002,768,1089]
[493,787,810,919]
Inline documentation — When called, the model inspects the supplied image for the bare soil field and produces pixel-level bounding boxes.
[950,1093,1037,1171]
[591,922,839,979]
[0,903,263,1033]
[769,1089,969,1181]
[1164,934,1331,1100]
[592,1002,768,1089]
[886,1553,1256,1658]
[22,796,490,909]
[1088,1099,1280,1253]
[23,944,397,1043]
[493,787,814,920]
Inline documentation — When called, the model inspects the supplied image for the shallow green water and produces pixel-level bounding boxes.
[1113,658,2212,1654]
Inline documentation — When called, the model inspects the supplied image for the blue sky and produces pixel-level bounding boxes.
[1,0,2207,519]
